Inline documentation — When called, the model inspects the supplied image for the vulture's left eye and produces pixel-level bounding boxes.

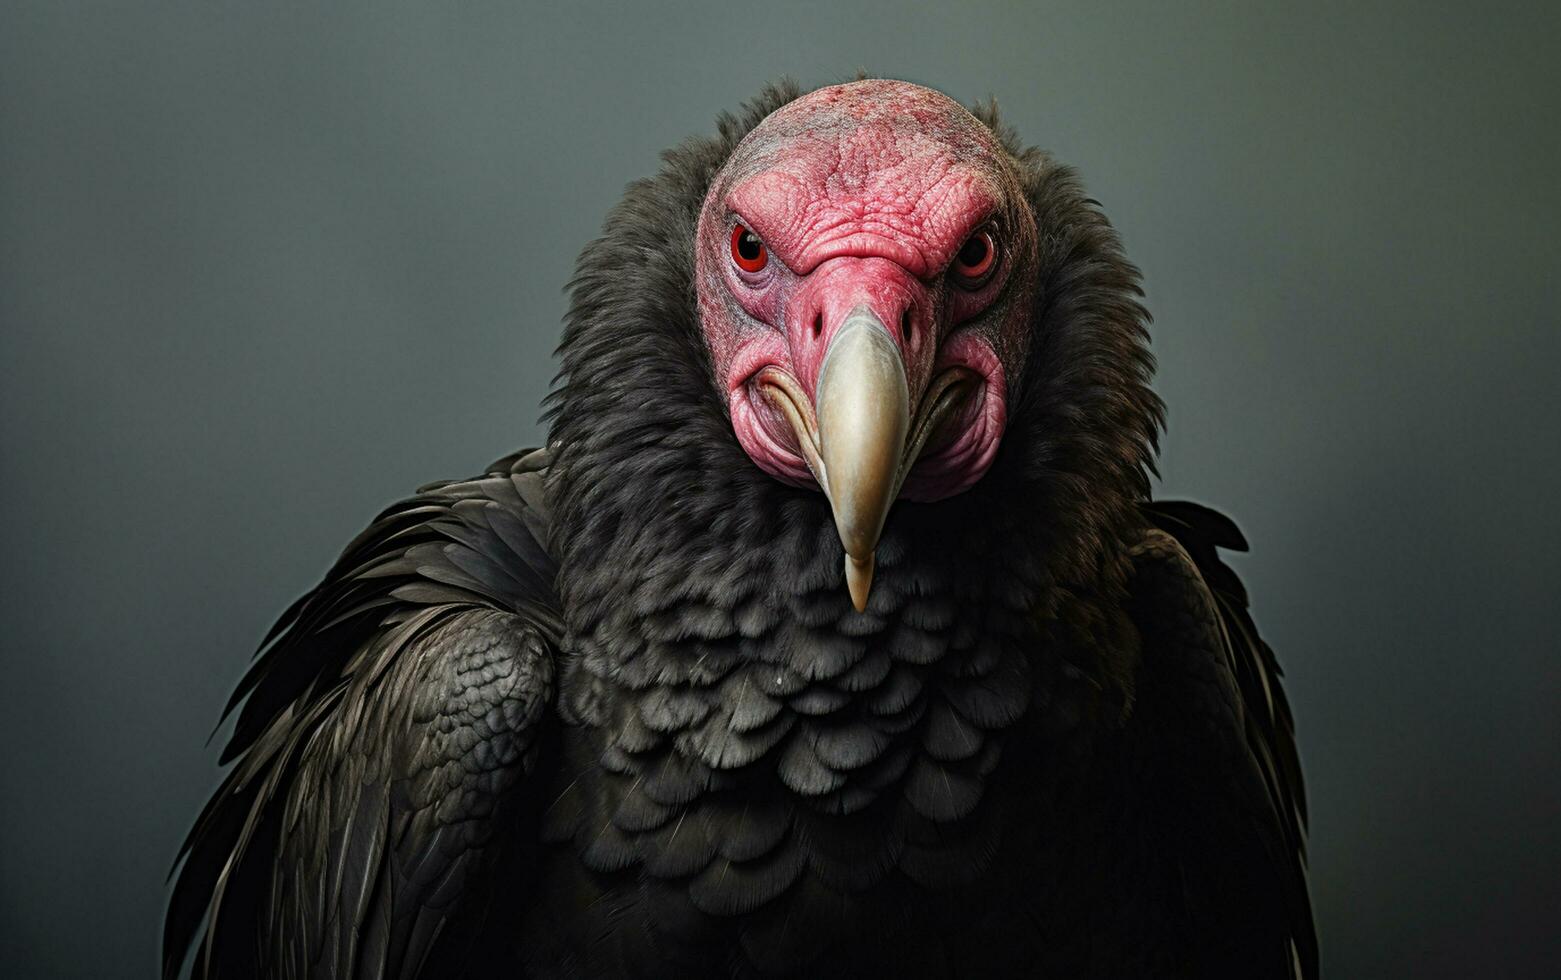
[952,229,998,287]
[730,225,768,273]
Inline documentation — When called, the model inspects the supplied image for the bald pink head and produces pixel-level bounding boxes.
[694,80,1039,606]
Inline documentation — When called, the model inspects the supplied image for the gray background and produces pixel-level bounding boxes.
[2,2,1556,977]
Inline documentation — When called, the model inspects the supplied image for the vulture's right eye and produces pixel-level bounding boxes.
[730,225,768,274]
[952,229,999,288]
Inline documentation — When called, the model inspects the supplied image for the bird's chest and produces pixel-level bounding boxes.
[519,736,1050,978]
[517,713,1177,979]
[515,516,1137,974]
[514,603,1111,976]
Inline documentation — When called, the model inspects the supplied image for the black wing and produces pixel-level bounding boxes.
[1126,500,1317,979]
[164,448,562,980]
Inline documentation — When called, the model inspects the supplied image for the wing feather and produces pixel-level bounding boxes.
[165,449,561,980]
[1129,500,1317,979]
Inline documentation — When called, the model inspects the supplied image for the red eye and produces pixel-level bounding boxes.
[952,229,998,286]
[730,224,768,273]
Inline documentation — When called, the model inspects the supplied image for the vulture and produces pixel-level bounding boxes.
[166,79,1315,979]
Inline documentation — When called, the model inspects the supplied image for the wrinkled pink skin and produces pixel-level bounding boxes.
[695,80,1038,501]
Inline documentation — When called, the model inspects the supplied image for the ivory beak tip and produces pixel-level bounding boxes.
[845,553,875,613]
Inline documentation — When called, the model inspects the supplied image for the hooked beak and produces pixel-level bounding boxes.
[815,311,908,612]
[759,308,978,612]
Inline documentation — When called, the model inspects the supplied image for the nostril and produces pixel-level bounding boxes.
[901,309,914,347]
[812,312,823,339]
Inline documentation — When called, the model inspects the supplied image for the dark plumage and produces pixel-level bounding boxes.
[167,80,1314,979]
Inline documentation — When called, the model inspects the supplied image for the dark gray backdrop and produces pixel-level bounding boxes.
[2,3,1557,977]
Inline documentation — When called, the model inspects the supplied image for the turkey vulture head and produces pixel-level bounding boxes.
[694,81,1039,609]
